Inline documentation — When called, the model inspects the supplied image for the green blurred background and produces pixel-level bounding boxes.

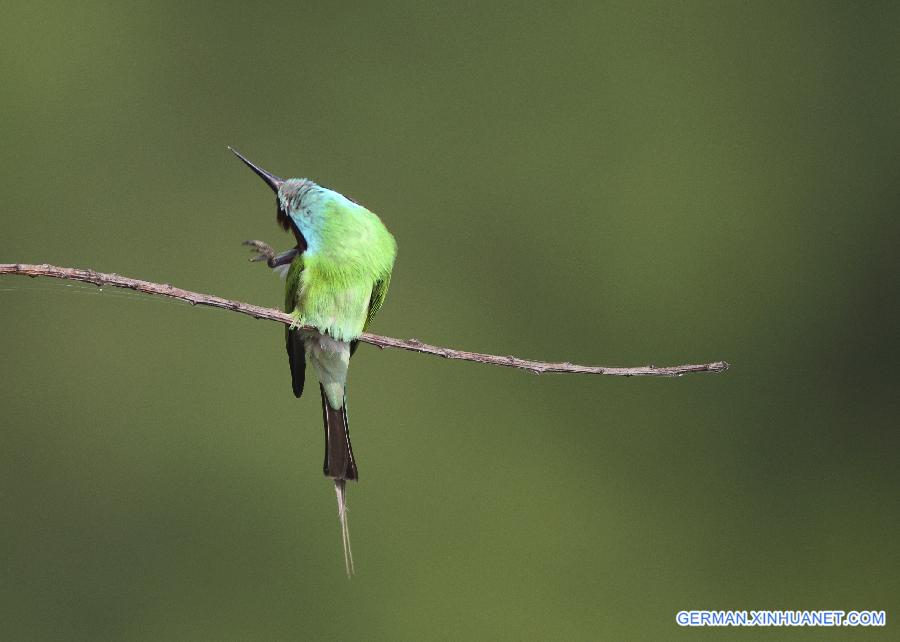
[1,1,898,640]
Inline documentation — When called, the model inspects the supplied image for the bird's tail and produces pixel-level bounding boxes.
[320,384,357,576]
[334,479,354,576]
[319,385,358,481]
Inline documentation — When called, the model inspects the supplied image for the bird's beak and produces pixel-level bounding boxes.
[228,146,283,193]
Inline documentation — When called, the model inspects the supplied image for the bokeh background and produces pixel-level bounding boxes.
[1,1,898,640]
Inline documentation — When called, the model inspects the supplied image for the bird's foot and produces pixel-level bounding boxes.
[243,239,276,263]
[242,240,299,268]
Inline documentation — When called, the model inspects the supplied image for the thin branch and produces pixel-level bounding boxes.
[0,263,729,377]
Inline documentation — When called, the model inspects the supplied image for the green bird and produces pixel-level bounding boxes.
[230,147,397,575]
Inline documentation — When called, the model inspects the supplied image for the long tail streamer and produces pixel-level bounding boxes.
[333,480,354,576]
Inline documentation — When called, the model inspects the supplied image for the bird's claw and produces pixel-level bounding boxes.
[243,239,276,263]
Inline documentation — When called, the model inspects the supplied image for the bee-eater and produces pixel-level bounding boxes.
[230,147,397,575]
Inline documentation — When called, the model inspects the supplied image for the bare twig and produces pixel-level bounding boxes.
[0,263,729,377]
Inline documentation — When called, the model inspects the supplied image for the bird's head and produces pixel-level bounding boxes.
[229,147,318,243]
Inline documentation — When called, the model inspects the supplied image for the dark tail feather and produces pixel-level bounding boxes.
[286,329,306,398]
[319,384,358,481]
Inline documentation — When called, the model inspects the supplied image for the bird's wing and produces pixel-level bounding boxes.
[364,272,391,332]
[284,254,306,398]
[350,274,391,358]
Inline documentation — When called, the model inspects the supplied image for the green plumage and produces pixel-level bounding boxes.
[284,190,395,339]
[280,183,396,414]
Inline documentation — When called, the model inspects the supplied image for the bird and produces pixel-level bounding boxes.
[230,147,397,575]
